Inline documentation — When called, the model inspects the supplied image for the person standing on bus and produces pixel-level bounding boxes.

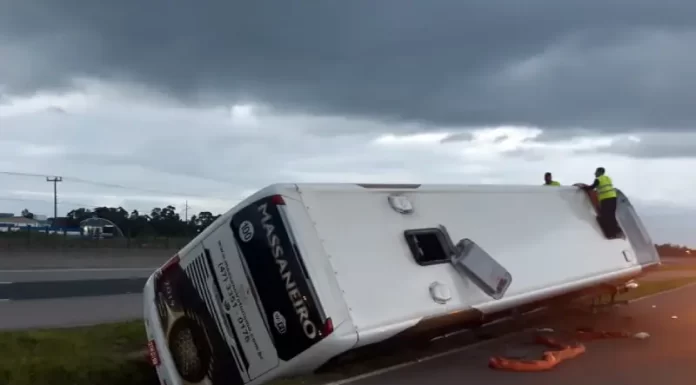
[581,167,621,238]
[543,172,561,186]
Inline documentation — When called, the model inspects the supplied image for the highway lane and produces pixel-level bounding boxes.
[0,267,155,282]
[0,277,147,300]
[0,251,170,269]
[0,294,143,330]
[0,267,152,301]
[344,282,696,385]
[0,264,152,329]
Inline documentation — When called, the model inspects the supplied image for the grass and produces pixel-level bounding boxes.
[655,264,696,272]
[615,276,696,302]
[0,321,156,385]
[2,275,695,385]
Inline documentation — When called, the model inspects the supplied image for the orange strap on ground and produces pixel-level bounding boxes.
[488,335,586,372]
[489,329,631,372]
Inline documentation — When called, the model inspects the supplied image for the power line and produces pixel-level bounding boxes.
[0,196,99,208]
[0,170,222,199]
[0,195,217,219]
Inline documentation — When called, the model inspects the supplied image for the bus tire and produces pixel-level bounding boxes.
[168,315,212,383]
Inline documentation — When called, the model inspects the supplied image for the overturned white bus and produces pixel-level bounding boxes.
[143,183,660,385]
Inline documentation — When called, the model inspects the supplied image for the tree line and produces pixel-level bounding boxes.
[655,243,695,257]
[52,206,220,238]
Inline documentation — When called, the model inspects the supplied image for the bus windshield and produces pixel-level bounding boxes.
[230,195,331,361]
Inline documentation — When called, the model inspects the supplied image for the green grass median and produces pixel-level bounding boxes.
[2,275,695,385]
[615,276,696,302]
[0,321,155,385]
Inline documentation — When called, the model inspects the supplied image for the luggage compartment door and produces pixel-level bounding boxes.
[403,227,513,300]
[615,190,660,266]
[450,238,513,300]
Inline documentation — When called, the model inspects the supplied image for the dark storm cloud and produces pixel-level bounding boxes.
[2,0,696,132]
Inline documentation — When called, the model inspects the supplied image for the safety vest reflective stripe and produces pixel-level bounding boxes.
[596,175,617,201]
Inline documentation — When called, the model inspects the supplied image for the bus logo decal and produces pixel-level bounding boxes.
[239,221,255,243]
[259,203,319,340]
[273,311,287,335]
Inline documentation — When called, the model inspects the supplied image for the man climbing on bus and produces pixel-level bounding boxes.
[580,167,623,239]
[543,172,561,186]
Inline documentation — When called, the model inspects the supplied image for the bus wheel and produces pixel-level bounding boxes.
[168,316,212,383]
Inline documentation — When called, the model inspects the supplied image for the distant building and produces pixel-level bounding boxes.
[80,217,123,239]
[0,216,42,226]
[0,216,44,232]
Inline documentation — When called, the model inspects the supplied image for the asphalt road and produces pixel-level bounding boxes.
[0,294,143,330]
[0,268,153,301]
[0,277,147,300]
[0,252,167,269]
[0,267,154,282]
[0,267,153,329]
[344,282,696,385]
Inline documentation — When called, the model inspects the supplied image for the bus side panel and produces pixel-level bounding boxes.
[295,187,639,335]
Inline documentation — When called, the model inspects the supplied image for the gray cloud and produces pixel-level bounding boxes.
[3,90,696,245]
[632,202,696,247]
[440,131,475,143]
[598,133,696,159]
[2,0,696,133]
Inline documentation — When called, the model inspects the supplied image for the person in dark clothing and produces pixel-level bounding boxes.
[581,167,622,238]
[543,172,561,186]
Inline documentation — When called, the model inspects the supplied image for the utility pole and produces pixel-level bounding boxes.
[184,200,191,237]
[46,176,62,225]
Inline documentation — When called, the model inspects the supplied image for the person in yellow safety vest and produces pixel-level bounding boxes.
[580,167,622,238]
[543,172,561,186]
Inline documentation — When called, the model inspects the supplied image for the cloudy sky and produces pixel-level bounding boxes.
[1,1,696,245]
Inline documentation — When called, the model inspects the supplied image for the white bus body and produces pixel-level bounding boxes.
[143,183,660,385]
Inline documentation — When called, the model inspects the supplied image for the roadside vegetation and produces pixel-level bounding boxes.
[2,273,695,385]
[615,276,696,301]
[0,321,155,385]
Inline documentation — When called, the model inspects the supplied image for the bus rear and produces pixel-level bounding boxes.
[143,194,340,385]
